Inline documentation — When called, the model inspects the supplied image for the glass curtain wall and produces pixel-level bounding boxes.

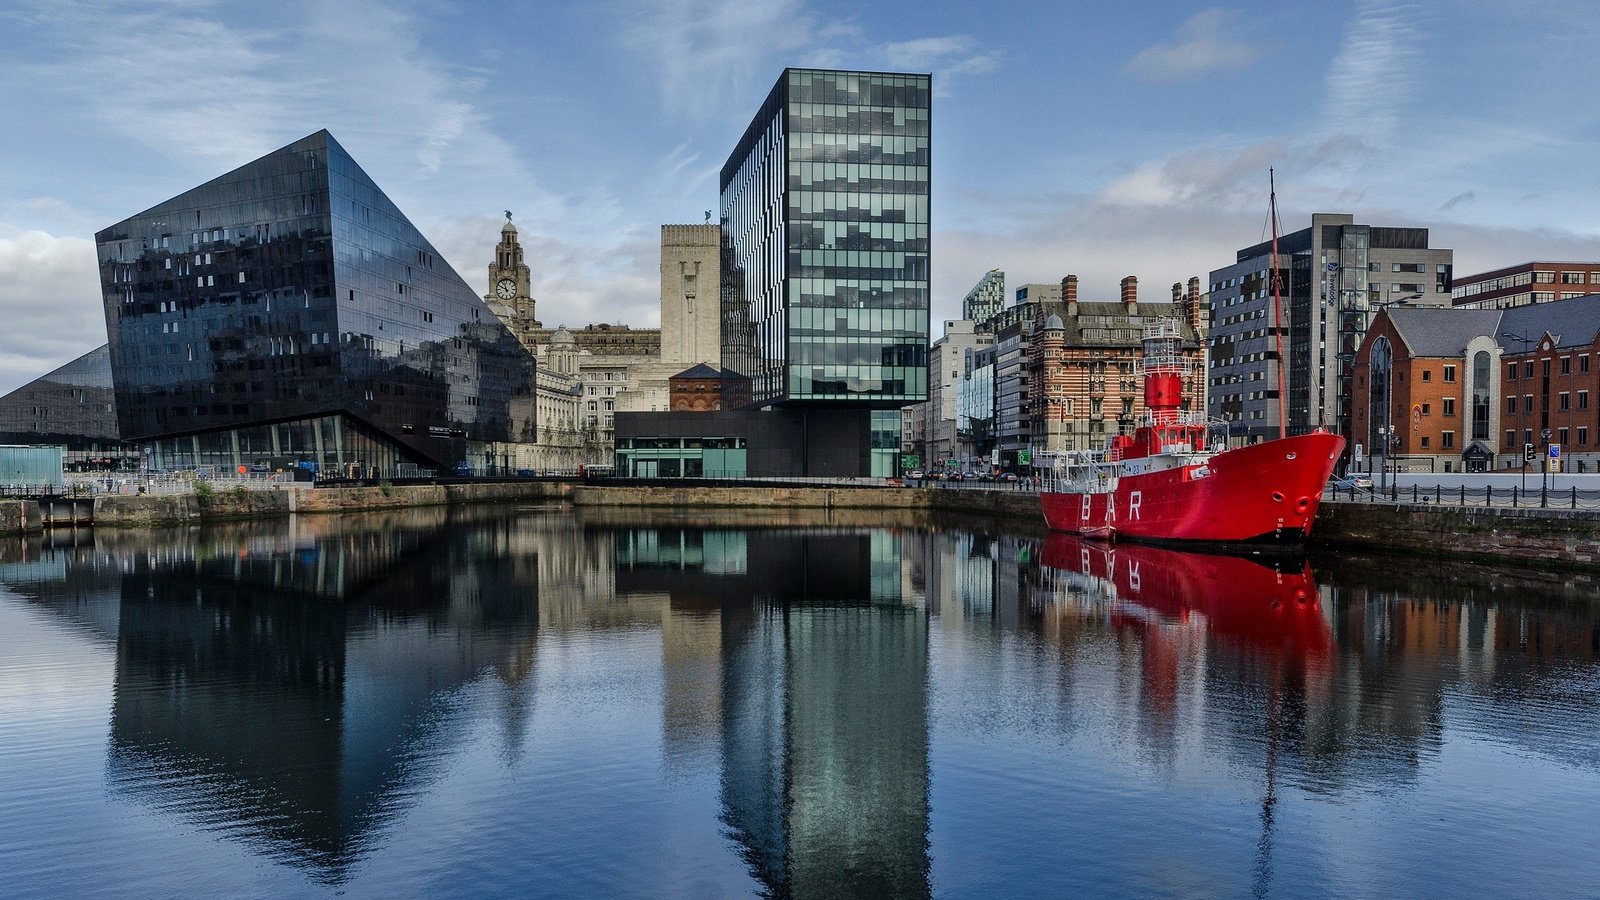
[721,69,931,409]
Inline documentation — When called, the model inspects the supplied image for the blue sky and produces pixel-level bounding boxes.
[2,0,1597,394]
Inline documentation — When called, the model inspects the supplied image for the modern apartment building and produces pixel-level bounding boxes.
[1450,261,1600,309]
[1209,213,1453,449]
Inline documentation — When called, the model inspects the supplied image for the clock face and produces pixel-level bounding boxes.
[496,278,517,300]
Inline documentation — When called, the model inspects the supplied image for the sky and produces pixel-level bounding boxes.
[1,0,1598,396]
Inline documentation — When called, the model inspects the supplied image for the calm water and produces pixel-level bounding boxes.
[2,505,1598,899]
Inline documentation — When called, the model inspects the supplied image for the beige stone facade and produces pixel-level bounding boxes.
[479,220,726,467]
[659,225,723,371]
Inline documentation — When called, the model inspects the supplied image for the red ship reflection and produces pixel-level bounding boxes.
[1039,533,1332,660]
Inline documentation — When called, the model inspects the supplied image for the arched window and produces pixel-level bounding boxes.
[1370,337,1393,455]
[1471,350,1491,441]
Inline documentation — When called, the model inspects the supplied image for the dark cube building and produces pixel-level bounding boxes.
[96,130,533,476]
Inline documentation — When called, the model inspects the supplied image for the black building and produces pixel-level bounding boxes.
[95,130,534,476]
[0,344,134,470]
[618,69,931,479]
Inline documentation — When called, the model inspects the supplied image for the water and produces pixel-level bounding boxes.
[2,506,1598,898]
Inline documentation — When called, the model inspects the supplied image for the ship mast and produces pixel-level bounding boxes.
[1269,169,1287,440]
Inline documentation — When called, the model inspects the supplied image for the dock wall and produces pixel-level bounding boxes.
[5,487,1600,569]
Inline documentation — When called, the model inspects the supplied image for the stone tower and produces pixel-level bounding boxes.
[486,215,540,343]
[659,224,722,369]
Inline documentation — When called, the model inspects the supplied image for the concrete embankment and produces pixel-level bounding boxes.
[5,484,1600,569]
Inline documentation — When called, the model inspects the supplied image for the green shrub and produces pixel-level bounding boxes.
[194,480,214,499]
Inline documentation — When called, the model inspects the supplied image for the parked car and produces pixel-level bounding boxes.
[1330,474,1373,490]
[906,470,925,480]
[998,472,1019,483]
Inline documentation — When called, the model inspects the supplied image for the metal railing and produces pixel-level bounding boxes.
[1324,482,1600,511]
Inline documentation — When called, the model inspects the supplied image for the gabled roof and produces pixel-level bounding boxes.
[1385,308,1502,357]
[671,363,725,380]
[1500,293,1600,350]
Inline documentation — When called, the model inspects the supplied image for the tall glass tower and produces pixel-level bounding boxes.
[720,68,931,411]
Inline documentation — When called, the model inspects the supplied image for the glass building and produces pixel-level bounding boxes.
[720,68,930,410]
[0,344,134,471]
[95,131,534,476]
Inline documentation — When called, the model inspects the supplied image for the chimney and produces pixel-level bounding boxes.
[1062,274,1079,316]
[1121,275,1138,312]
[1186,276,1205,336]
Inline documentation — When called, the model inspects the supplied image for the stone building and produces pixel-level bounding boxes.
[482,221,725,466]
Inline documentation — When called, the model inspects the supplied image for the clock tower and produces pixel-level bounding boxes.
[486,212,539,335]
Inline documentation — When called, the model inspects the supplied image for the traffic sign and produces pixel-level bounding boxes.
[1524,443,1537,463]
[1542,428,1552,440]
[1550,443,1561,459]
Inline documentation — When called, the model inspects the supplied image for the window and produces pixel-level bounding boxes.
[1525,362,1534,377]
[1443,398,1456,416]
[1583,355,1591,374]
[1443,364,1456,382]
[1561,271,1586,284]
[1559,392,1570,411]
[1525,394,1534,411]
[1441,431,1454,449]
[1561,356,1572,374]
[1506,429,1516,448]
[1508,363,1517,380]
[1580,426,1590,446]
[1534,271,1555,284]
[1421,436,1430,449]
[1559,427,1569,446]
[1580,391,1590,410]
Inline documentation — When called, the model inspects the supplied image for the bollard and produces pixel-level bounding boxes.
[1459,485,1465,506]
[1512,486,1518,507]
[1541,482,1548,508]
[1573,486,1578,510]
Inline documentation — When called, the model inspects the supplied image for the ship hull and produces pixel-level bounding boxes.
[1040,432,1346,544]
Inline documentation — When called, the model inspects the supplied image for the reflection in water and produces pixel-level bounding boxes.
[102,510,540,880]
[3,509,1599,896]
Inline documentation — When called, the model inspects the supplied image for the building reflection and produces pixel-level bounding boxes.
[3,511,1599,891]
[609,525,932,899]
[2,509,541,882]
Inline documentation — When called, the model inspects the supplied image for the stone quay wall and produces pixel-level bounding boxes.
[5,486,1600,569]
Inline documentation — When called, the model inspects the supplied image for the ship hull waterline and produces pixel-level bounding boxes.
[1039,432,1346,545]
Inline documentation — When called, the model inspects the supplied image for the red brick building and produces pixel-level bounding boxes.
[1028,275,1207,453]
[1353,294,1600,473]
[668,364,750,412]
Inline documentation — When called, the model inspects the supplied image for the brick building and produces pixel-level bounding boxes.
[1028,275,1207,453]
[668,364,750,412]
[1352,294,1600,474]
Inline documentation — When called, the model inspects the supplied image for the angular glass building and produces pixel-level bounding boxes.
[720,68,930,409]
[0,344,134,470]
[96,131,534,476]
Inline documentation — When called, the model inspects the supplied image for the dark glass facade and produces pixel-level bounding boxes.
[95,131,533,474]
[720,69,930,409]
[0,344,134,469]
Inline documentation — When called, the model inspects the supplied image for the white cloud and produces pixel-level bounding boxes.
[880,35,997,87]
[0,228,103,396]
[1124,9,1258,84]
[617,0,816,120]
[1319,0,1427,146]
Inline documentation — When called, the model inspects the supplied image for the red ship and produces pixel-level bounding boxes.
[1038,322,1345,545]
